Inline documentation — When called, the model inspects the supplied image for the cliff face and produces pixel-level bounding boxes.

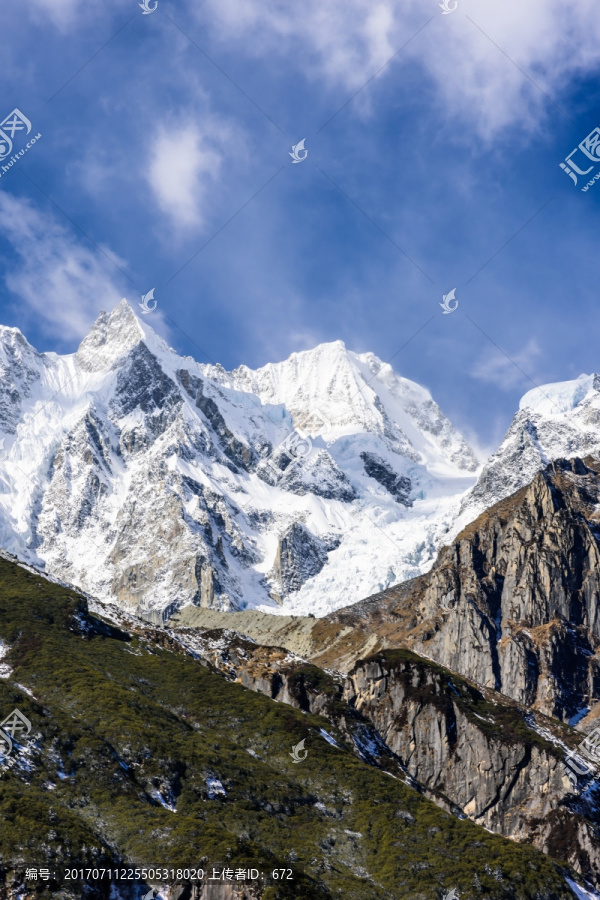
[343,651,600,884]
[411,457,600,721]
[306,458,600,724]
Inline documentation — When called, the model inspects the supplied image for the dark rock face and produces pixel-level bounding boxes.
[259,447,357,502]
[112,344,182,437]
[360,452,412,505]
[0,328,41,434]
[323,458,600,723]
[269,522,329,603]
[178,369,256,472]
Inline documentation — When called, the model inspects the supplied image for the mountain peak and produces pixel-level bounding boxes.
[75,299,147,372]
[519,373,600,415]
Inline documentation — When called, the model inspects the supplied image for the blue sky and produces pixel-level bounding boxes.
[1,0,600,453]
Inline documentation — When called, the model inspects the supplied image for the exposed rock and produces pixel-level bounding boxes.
[360,451,412,505]
[269,523,329,603]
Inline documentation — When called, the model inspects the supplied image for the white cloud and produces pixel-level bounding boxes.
[196,0,600,136]
[470,337,542,391]
[24,0,118,30]
[0,193,128,340]
[146,124,226,230]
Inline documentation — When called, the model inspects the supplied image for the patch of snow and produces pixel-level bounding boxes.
[566,876,600,899]
[205,776,227,798]
[13,683,35,698]
[150,789,176,812]
[319,728,340,748]
[0,640,12,679]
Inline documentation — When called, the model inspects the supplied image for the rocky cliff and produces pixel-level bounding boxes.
[164,618,600,887]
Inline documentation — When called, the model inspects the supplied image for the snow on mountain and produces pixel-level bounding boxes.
[0,300,480,619]
[454,373,600,535]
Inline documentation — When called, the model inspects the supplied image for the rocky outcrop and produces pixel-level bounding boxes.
[308,458,600,723]
[269,523,329,603]
[411,457,600,720]
[343,650,600,885]
[360,451,412,505]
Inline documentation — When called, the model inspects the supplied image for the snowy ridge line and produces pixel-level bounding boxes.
[4,301,600,620]
[0,300,481,618]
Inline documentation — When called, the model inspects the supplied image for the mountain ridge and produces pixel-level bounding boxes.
[0,300,480,618]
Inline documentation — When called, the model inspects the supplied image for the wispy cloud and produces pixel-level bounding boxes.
[470,337,542,391]
[25,0,121,31]
[146,122,229,231]
[0,193,128,341]
[196,0,600,136]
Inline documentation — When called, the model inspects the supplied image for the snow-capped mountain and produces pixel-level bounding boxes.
[455,373,600,533]
[0,300,479,618]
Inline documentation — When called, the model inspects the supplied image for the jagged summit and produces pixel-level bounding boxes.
[0,306,480,618]
[75,299,156,372]
[6,299,600,622]
[206,339,479,474]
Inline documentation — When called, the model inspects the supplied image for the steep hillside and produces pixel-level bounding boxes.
[0,554,580,900]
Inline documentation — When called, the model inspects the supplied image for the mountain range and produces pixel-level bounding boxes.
[3,300,600,624]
